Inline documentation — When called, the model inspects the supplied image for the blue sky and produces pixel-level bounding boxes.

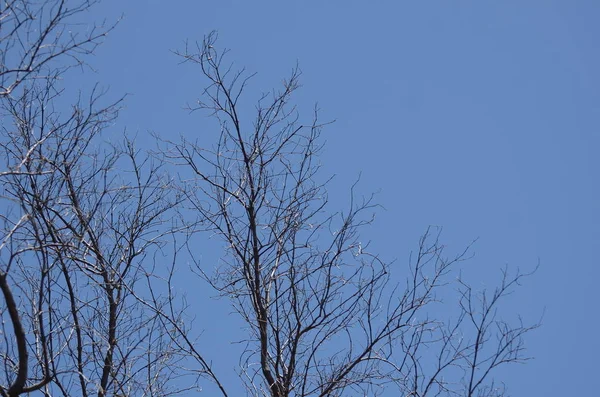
[80,1,598,395]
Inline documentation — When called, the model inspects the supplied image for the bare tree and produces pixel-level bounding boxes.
[0,3,538,395]
[164,32,538,397]
[0,2,207,396]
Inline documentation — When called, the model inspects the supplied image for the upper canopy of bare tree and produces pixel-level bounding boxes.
[161,31,539,397]
[0,6,538,396]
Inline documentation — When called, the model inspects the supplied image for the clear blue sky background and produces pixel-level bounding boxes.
[78,1,598,395]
